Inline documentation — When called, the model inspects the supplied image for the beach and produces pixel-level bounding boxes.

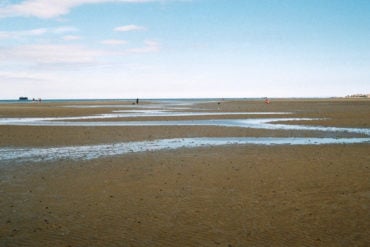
[0,99,369,246]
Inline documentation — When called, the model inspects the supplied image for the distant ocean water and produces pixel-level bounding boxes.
[0,98,132,104]
[0,98,262,104]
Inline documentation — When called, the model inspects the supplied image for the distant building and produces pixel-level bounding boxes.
[345,94,369,98]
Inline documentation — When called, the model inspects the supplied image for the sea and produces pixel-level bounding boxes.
[0,97,325,104]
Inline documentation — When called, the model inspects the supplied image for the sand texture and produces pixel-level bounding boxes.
[0,99,369,246]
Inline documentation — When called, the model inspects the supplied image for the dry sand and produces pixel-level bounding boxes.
[0,99,369,246]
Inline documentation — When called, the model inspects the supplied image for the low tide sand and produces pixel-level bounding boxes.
[0,99,369,246]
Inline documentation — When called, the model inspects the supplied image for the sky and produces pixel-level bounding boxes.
[0,0,369,99]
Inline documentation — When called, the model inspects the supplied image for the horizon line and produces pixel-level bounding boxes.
[1,96,368,101]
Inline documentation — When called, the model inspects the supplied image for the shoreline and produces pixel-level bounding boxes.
[1,96,369,104]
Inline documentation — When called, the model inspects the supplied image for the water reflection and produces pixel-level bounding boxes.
[1,137,369,164]
[1,117,368,136]
[0,111,292,124]
[1,108,369,164]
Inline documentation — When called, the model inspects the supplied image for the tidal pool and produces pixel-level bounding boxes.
[0,111,292,125]
[1,116,369,137]
[1,109,369,165]
[1,137,369,164]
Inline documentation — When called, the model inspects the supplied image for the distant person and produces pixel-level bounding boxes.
[264,97,270,104]
[136,98,139,104]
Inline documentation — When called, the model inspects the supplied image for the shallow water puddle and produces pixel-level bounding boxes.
[0,111,292,124]
[1,117,369,136]
[111,110,292,117]
[1,137,369,164]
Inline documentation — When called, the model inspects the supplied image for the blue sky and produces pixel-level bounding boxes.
[0,0,369,99]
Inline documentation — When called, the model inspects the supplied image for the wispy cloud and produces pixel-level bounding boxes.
[52,26,79,34]
[0,44,103,65]
[0,71,52,82]
[0,26,78,40]
[0,28,47,39]
[0,39,160,70]
[63,35,82,41]
[101,39,128,45]
[0,0,164,19]
[114,25,146,32]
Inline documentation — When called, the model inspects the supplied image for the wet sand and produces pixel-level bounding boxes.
[0,99,369,246]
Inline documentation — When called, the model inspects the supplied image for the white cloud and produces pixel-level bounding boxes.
[52,26,79,34]
[101,39,128,45]
[0,71,52,82]
[63,35,82,41]
[25,28,48,35]
[0,44,103,65]
[0,28,47,39]
[114,25,145,32]
[0,26,78,40]
[0,0,162,19]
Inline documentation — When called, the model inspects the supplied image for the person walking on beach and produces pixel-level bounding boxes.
[136,98,139,104]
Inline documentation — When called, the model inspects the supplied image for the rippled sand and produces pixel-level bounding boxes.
[0,99,369,246]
